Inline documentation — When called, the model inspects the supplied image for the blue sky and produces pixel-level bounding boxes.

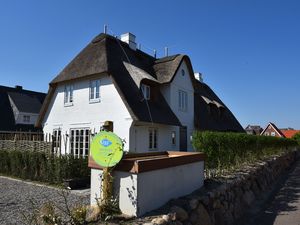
[0,0,299,129]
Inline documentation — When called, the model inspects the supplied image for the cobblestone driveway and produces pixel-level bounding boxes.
[0,176,90,225]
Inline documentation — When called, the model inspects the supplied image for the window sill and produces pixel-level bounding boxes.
[149,148,158,151]
[64,102,73,107]
[89,98,101,104]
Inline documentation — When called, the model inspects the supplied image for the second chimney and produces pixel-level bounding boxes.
[194,73,204,83]
[120,33,137,51]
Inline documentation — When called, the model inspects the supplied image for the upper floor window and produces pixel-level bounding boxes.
[23,115,30,123]
[181,69,185,76]
[64,85,73,105]
[141,84,150,100]
[90,79,101,102]
[178,90,188,111]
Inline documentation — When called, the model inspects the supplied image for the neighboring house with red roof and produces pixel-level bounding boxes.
[280,129,300,138]
[260,122,285,137]
[261,122,300,138]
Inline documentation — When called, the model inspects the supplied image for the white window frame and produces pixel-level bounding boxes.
[178,90,188,111]
[23,115,30,123]
[52,129,61,154]
[171,131,176,145]
[271,132,276,136]
[149,128,158,151]
[89,79,101,103]
[69,128,90,158]
[141,84,150,100]
[64,84,73,106]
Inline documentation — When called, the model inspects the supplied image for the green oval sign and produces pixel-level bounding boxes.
[90,131,123,167]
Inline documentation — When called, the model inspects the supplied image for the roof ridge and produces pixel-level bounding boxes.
[0,85,45,95]
[154,54,183,64]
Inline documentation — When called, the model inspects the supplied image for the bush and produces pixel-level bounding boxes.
[193,131,297,176]
[292,132,300,145]
[0,150,90,184]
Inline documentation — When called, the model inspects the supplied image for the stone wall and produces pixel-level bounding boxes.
[140,149,299,225]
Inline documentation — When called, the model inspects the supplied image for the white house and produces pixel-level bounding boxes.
[36,32,243,155]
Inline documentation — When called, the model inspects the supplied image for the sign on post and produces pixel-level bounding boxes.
[90,131,123,168]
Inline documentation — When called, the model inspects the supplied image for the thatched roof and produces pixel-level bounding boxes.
[0,85,45,131]
[36,33,244,133]
[194,81,244,132]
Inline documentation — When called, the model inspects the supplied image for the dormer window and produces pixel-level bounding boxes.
[141,84,150,100]
[23,115,30,123]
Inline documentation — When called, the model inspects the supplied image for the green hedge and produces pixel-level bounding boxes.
[0,150,90,184]
[193,131,297,175]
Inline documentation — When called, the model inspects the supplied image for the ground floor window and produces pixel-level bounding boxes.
[70,128,90,157]
[52,129,61,153]
[149,128,158,150]
[171,131,176,145]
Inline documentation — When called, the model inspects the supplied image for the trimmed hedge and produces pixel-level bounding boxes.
[0,150,90,184]
[193,131,297,176]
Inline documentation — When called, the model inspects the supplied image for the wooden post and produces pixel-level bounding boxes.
[102,121,114,204]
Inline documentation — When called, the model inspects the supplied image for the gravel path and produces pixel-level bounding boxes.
[0,176,90,225]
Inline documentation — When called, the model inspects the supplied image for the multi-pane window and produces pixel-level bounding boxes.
[64,85,73,105]
[52,129,61,153]
[271,132,276,136]
[178,90,188,111]
[23,115,30,122]
[141,84,150,100]
[70,128,90,157]
[89,80,100,102]
[149,128,157,150]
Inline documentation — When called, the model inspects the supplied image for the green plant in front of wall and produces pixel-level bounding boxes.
[192,131,297,177]
[0,149,90,184]
[292,132,300,146]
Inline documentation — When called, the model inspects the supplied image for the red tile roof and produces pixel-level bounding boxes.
[280,130,300,138]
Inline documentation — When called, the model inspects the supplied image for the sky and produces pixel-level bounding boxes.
[0,0,299,129]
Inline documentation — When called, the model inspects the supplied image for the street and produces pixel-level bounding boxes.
[243,159,300,225]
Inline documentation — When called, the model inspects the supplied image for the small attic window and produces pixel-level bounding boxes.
[181,69,185,76]
[141,84,150,100]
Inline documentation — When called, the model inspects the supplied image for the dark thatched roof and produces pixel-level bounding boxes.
[37,33,244,133]
[8,92,42,113]
[194,81,244,132]
[0,85,46,131]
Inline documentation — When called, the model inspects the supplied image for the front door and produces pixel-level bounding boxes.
[179,126,187,151]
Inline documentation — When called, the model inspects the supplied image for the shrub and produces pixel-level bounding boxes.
[0,150,90,184]
[292,132,300,145]
[193,131,297,176]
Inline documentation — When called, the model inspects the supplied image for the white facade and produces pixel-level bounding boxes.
[90,161,204,216]
[161,61,195,151]
[42,74,133,153]
[129,122,180,153]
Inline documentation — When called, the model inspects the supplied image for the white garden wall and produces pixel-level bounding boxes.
[90,160,204,216]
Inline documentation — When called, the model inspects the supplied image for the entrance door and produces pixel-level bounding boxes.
[179,126,187,151]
